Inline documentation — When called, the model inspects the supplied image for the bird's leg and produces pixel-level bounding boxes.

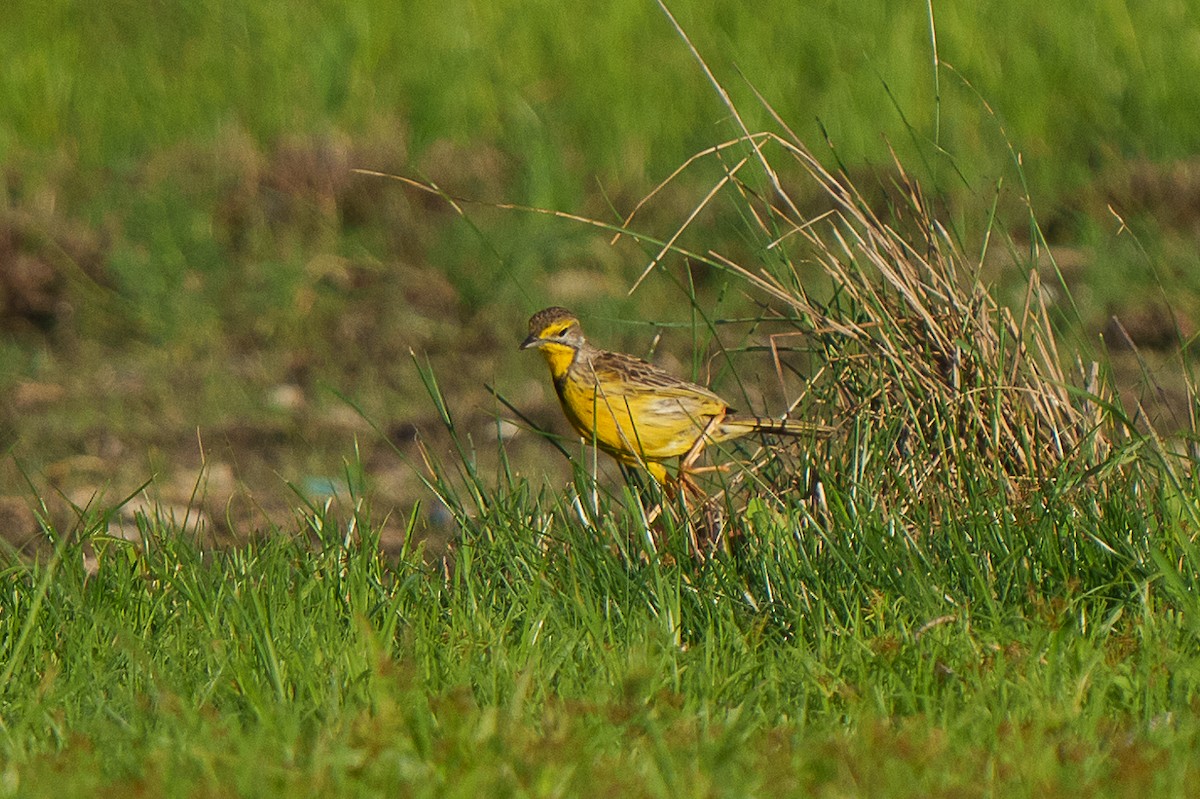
[646,463,702,529]
[674,470,706,500]
[684,463,731,475]
[645,421,721,536]
[678,414,724,485]
[641,460,673,529]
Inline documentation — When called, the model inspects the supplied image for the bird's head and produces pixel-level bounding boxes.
[520,307,586,351]
[521,307,586,376]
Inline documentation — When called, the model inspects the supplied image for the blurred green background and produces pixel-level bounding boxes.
[3,0,1199,542]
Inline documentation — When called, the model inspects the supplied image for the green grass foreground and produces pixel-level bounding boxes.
[2,449,1200,796]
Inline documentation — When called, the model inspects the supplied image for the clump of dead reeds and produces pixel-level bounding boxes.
[708,134,1113,496]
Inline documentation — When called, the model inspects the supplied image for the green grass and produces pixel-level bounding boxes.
[2,434,1200,796]
[5,4,1200,794]
[5,0,1199,205]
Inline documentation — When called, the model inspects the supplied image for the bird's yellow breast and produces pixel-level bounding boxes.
[555,367,709,464]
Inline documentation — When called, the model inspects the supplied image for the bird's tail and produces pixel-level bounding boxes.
[715,416,833,442]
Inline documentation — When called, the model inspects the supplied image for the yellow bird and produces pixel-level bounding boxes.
[520,306,821,490]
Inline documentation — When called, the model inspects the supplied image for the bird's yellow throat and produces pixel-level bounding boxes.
[537,341,578,380]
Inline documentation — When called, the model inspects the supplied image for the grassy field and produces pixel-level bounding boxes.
[5,1,1200,194]
[4,468,1200,796]
[5,1,1200,795]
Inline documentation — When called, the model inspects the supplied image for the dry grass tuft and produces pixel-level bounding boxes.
[626,129,1136,524]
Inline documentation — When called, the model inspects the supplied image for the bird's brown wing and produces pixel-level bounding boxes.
[587,350,729,416]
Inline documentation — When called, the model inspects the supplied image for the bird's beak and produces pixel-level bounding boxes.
[519,333,542,351]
